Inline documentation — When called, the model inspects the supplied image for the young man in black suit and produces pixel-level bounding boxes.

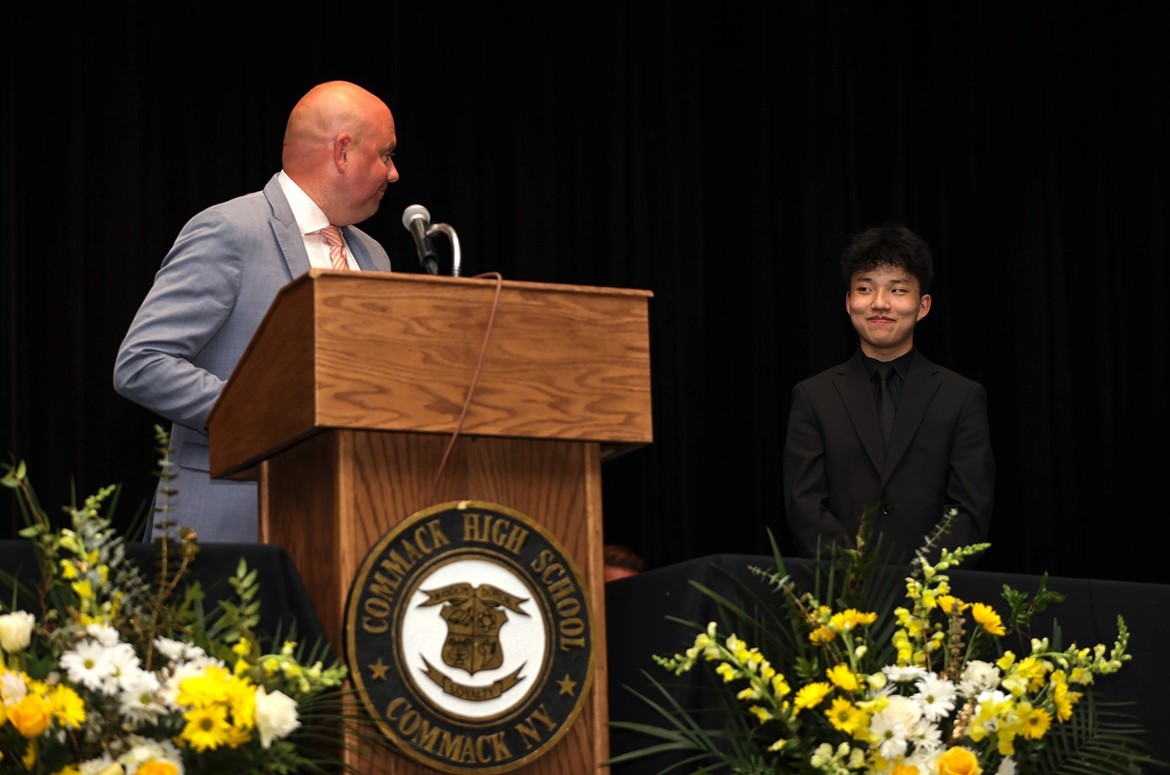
[782,222,995,565]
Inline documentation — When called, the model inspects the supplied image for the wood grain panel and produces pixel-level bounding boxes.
[209,271,652,480]
[263,430,611,774]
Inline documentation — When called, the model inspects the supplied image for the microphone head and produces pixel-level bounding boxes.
[402,204,431,229]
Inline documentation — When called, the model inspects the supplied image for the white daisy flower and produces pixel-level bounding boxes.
[60,638,118,692]
[869,695,921,760]
[84,622,121,647]
[106,641,143,693]
[118,669,166,727]
[914,673,957,722]
[883,664,928,684]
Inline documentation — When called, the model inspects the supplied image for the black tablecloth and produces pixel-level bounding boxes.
[604,554,1170,772]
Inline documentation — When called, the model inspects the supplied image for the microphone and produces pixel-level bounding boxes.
[402,204,440,275]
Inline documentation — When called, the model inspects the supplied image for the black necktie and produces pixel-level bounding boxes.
[874,362,896,446]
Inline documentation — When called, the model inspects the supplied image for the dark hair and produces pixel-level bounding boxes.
[840,221,934,293]
[603,544,646,573]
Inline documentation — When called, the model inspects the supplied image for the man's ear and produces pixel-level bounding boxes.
[917,293,932,321]
[332,133,352,171]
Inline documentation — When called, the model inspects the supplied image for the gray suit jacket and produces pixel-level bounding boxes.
[782,349,995,565]
[113,173,392,542]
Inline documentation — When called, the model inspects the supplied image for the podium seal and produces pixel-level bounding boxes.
[345,500,595,773]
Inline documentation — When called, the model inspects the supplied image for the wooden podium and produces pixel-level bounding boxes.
[207,269,652,774]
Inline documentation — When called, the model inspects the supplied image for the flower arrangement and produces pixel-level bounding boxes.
[610,510,1161,775]
[0,428,367,775]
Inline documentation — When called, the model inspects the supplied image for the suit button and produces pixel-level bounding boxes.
[881,505,892,516]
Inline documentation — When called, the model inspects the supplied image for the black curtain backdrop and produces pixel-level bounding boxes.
[3,2,1167,584]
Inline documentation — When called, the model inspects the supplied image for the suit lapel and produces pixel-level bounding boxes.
[263,175,313,278]
[341,226,376,270]
[834,353,887,473]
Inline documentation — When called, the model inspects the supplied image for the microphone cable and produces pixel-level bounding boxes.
[428,271,504,501]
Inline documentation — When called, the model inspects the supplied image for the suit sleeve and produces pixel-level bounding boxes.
[783,381,852,556]
[112,210,243,431]
[943,381,996,547]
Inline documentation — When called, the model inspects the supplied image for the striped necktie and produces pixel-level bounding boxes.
[319,225,349,270]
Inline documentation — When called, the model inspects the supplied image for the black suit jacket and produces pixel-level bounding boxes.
[783,349,995,564]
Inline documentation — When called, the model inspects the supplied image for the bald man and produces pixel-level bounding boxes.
[114,81,399,542]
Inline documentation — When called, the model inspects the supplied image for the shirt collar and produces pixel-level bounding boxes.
[277,170,333,235]
[865,349,915,380]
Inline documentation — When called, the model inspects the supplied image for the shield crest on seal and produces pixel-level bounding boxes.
[421,582,528,676]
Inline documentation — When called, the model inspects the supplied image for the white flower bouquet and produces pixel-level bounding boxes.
[0,428,365,775]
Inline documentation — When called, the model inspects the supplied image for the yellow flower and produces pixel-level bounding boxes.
[48,684,87,728]
[222,718,254,748]
[794,682,832,712]
[826,663,861,692]
[1021,704,1053,739]
[71,578,94,602]
[8,694,52,737]
[1013,656,1049,693]
[177,664,233,707]
[749,705,772,723]
[829,609,877,632]
[139,762,180,775]
[937,594,967,615]
[971,603,1005,636]
[809,625,836,645]
[224,678,257,731]
[968,695,1011,744]
[892,764,921,775]
[181,704,233,752]
[824,696,865,735]
[892,630,914,664]
[937,745,983,774]
[994,723,1019,756]
[1050,671,1081,721]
